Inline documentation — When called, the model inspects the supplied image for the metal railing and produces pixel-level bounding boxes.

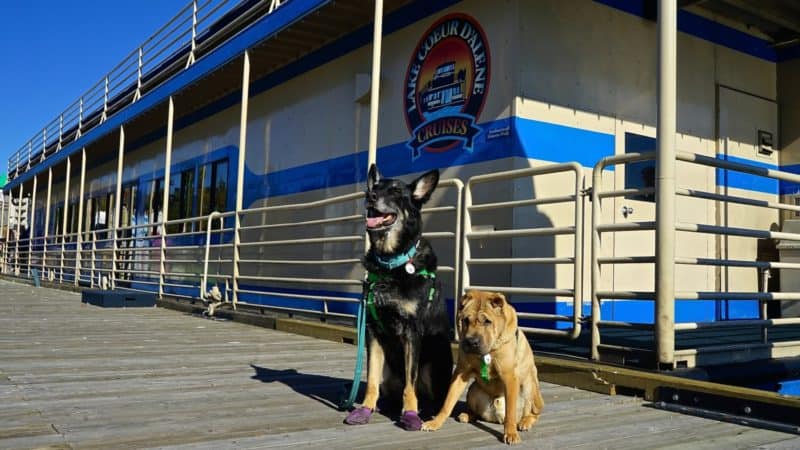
[463,163,585,338]
[591,151,800,366]
[6,154,800,369]
[7,0,286,179]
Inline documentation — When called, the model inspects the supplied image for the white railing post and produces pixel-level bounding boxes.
[15,185,23,276]
[655,0,677,370]
[91,231,96,288]
[75,148,86,285]
[102,76,109,122]
[135,47,143,101]
[58,114,63,150]
[233,51,251,308]
[41,128,47,161]
[28,175,37,278]
[43,168,52,279]
[78,97,84,137]
[112,127,125,289]
[187,0,197,67]
[60,156,71,283]
[160,97,175,298]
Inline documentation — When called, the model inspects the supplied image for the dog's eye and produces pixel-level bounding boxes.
[461,318,469,327]
[483,318,492,326]
[389,186,402,195]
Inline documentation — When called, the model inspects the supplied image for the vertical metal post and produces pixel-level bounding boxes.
[3,192,9,274]
[15,185,23,276]
[91,231,96,288]
[58,114,63,150]
[187,1,197,67]
[75,148,86,285]
[103,76,109,121]
[160,97,175,298]
[60,156,71,283]
[44,169,52,280]
[78,97,84,137]
[232,51,250,308]
[41,128,47,161]
[366,0,384,169]
[112,127,125,289]
[655,0,677,370]
[590,166,603,360]
[136,47,143,101]
[28,175,37,278]
[27,141,32,168]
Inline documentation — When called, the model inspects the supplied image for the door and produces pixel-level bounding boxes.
[610,121,715,323]
[716,85,779,319]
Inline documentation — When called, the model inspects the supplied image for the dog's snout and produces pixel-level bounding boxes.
[463,335,481,349]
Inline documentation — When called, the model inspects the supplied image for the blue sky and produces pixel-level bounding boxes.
[0,1,187,172]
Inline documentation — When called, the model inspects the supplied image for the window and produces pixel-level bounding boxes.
[68,201,78,241]
[167,169,194,234]
[624,133,656,202]
[198,159,228,230]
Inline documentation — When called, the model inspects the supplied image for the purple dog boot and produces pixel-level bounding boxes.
[400,410,422,431]
[344,406,373,425]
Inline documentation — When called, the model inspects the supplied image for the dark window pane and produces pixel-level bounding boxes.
[624,133,656,202]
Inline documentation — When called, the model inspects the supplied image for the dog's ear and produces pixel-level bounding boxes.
[410,169,439,204]
[458,291,474,311]
[489,292,507,310]
[367,164,381,191]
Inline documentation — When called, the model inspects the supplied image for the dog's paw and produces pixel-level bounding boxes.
[420,418,443,431]
[503,429,521,445]
[399,410,423,431]
[518,414,539,431]
[456,412,472,423]
[343,406,373,425]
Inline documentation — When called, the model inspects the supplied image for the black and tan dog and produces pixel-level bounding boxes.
[344,164,453,431]
[421,290,544,445]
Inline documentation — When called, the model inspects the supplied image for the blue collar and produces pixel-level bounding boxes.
[374,241,418,270]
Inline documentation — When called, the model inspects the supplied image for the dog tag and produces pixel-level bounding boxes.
[482,354,492,365]
[405,262,416,274]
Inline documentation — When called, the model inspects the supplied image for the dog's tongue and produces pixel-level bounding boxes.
[366,216,384,228]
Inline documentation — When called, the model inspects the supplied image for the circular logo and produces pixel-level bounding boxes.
[403,13,491,160]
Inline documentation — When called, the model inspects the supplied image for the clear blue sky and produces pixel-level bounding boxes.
[0,1,187,171]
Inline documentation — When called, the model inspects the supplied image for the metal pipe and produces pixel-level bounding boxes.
[3,189,10,274]
[655,0,677,370]
[75,148,86,285]
[201,211,222,300]
[232,51,250,308]
[43,168,52,277]
[160,97,175,298]
[112,127,125,289]
[15,184,22,276]
[590,163,607,361]
[366,0,383,168]
[60,156,71,282]
[29,175,37,277]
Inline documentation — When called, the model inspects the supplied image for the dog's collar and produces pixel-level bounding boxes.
[481,329,520,382]
[373,240,419,270]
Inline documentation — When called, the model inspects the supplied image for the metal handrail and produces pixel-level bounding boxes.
[7,0,288,179]
[463,162,585,339]
[591,150,800,364]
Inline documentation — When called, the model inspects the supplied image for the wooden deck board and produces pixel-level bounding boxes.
[0,280,796,449]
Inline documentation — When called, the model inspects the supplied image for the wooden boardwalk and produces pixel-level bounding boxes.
[0,280,798,449]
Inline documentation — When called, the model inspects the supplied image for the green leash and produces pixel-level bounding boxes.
[340,269,437,409]
[339,284,368,410]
